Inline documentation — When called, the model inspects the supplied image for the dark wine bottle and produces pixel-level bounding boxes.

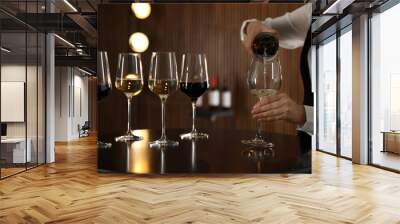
[221,80,231,110]
[208,77,220,110]
[252,32,279,60]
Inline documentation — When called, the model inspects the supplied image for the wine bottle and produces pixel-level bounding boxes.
[196,95,203,107]
[252,32,279,60]
[221,80,231,110]
[208,76,220,110]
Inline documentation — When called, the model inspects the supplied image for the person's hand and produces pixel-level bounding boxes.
[242,20,278,57]
[251,93,306,125]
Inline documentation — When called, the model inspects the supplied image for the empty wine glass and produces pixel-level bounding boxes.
[241,57,282,147]
[115,53,144,142]
[179,53,209,140]
[148,52,179,148]
[97,51,112,101]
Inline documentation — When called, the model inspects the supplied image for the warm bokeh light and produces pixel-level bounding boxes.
[127,130,151,174]
[129,32,149,53]
[131,3,151,19]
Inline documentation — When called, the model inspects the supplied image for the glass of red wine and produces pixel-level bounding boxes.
[97,51,112,101]
[179,53,210,140]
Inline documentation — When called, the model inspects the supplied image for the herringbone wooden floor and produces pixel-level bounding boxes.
[1,135,400,224]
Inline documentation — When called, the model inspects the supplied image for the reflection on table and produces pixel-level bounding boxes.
[98,129,311,174]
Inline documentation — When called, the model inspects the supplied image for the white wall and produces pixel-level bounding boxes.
[1,63,46,164]
[1,65,32,138]
[54,67,89,141]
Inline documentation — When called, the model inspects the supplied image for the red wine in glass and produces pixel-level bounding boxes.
[179,81,208,102]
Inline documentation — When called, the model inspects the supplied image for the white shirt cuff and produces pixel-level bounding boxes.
[297,105,314,135]
[240,18,257,42]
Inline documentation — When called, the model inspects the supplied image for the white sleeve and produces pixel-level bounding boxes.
[240,18,257,41]
[297,105,314,135]
[263,4,312,49]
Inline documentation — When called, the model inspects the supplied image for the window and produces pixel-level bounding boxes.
[370,2,400,171]
[339,28,352,158]
[317,36,337,154]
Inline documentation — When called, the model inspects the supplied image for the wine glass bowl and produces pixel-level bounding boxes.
[179,53,210,140]
[115,53,144,142]
[148,52,179,148]
[241,57,282,147]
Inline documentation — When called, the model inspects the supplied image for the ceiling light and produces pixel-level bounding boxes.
[131,3,151,19]
[63,0,78,12]
[129,32,149,53]
[1,47,11,53]
[54,34,75,48]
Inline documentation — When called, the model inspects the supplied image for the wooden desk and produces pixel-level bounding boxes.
[98,129,311,174]
[382,131,400,154]
[1,138,32,164]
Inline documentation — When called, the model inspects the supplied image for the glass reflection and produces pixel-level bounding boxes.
[126,130,151,174]
[160,148,166,174]
[190,140,198,172]
[242,147,274,173]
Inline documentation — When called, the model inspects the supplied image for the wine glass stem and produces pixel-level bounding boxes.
[191,102,197,133]
[127,96,133,135]
[255,119,263,140]
[160,99,167,141]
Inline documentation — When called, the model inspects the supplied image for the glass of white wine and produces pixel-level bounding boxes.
[241,57,282,147]
[148,52,179,148]
[115,53,144,142]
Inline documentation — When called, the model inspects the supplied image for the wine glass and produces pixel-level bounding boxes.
[148,52,179,147]
[179,53,209,140]
[97,51,112,101]
[241,57,282,147]
[115,53,144,142]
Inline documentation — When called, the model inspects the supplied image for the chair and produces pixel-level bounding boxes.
[78,121,90,138]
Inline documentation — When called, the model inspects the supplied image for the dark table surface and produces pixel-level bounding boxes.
[97,129,311,175]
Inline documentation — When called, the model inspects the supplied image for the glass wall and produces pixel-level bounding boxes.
[339,28,352,158]
[371,3,400,171]
[317,36,337,154]
[0,1,46,179]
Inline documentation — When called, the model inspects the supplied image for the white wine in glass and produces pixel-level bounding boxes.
[115,74,143,98]
[115,53,144,142]
[250,89,278,98]
[148,79,178,100]
[242,57,282,147]
[148,52,179,148]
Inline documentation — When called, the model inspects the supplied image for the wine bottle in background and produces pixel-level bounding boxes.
[252,32,279,60]
[196,95,203,107]
[221,80,232,110]
[208,76,220,110]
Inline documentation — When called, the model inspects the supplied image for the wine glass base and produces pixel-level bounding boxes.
[149,139,179,148]
[180,132,209,140]
[241,139,274,148]
[115,135,143,142]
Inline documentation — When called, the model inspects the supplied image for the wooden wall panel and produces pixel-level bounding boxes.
[98,3,304,139]
[88,77,97,132]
